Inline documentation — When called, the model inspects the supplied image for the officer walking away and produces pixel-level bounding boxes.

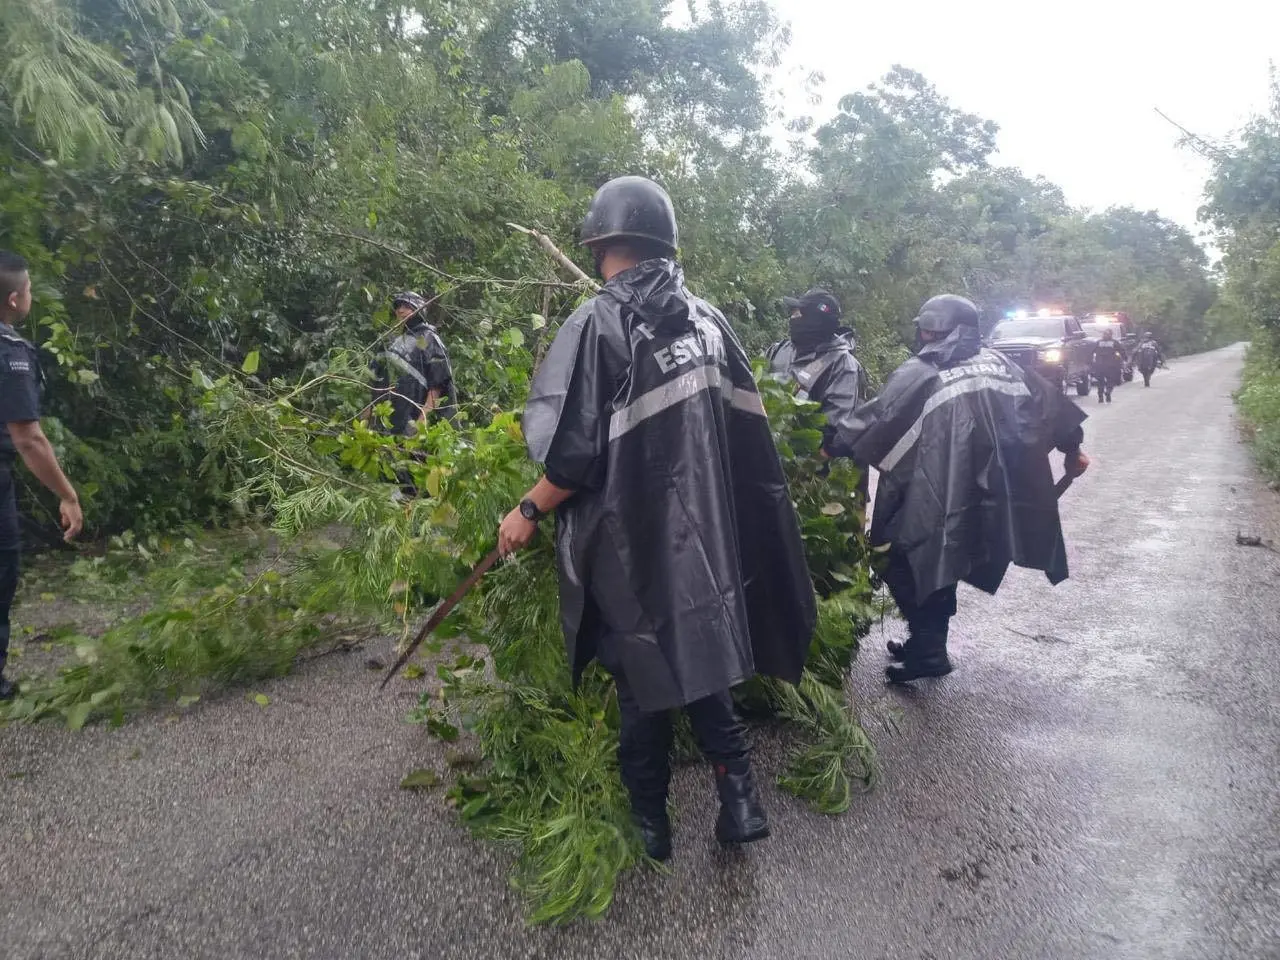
[767,288,868,460]
[1135,331,1163,387]
[0,252,83,701]
[1090,328,1125,403]
[828,295,1090,684]
[369,291,456,434]
[496,177,816,860]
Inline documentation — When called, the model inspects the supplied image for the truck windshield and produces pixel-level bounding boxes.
[1081,323,1122,339]
[990,319,1064,339]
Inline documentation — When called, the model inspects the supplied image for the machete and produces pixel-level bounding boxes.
[379,545,502,690]
[1055,470,1082,499]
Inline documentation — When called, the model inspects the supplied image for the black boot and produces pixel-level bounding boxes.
[714,762,770,845]
[0,674,16,701]
[886,624,952,684]
[885,653,953,683]
[886,638,907,660]
[633,811,672,861]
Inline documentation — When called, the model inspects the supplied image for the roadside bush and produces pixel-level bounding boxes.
[1237,339,1280,486]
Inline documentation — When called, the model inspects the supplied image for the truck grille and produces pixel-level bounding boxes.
[1007,350,1036,369]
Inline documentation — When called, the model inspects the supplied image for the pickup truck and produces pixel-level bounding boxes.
[986,315,1094,395]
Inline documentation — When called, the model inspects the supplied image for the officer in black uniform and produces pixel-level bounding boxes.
[1090,328,1126,403]
[369,292,457,498]
[0,251,84,700]
[370,291,457,433]
[495,177,815,860]
[829,295,1089,683]
[766,289,868,454]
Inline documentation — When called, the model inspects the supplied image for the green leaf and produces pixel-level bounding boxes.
[504,328,525,349]
[403,663,426,680]
[530,313,546,330]
[39,592,55,601]
[241,351,261,375]
[399,769,440,791]
[820,502,846,516]
[252,693,270,707]
[65,702,93,730]
[176,694,201,708]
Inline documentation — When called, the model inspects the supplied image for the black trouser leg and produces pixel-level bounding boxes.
[684,689,749,773]
[0,549,20,677]
[904,584,958,658]
[882,549,956,659]
[613,672,675,818]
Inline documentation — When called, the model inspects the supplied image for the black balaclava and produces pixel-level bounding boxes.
[786,289,842,351]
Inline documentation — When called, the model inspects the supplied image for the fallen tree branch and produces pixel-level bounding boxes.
[326,229,462,282]
[507,223,597,288]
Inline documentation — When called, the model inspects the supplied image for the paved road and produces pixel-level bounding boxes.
[2,344,1278,959]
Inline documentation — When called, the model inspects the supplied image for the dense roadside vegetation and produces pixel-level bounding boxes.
[1202,77,1280,485]
[1,0,1237,924]
[3,0,1227,535]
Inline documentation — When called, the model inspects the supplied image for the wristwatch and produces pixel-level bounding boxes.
[518,498,545,523]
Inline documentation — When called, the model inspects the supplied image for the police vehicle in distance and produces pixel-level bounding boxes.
[1081,312,1136,383]
[985,309,1093,396]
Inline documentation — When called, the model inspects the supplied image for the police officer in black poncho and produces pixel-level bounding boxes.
[370,292,456,433]
[766,288,868,456]
[496,177,817,861]
[1090,328,1126,404]
[369,292,456,497]
[829,295,1090,684]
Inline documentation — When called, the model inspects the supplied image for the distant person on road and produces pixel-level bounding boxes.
[1091,328,1125,403]
[0,251,84,702]
[1135,332,1163,387]
[766,288,869,498]
[496,176,816,861]
[828,294,1090,684]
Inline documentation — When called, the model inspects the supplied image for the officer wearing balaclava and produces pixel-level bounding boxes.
[766,289,868,457]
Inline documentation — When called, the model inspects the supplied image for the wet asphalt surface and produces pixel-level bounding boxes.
[2,343,1278,959]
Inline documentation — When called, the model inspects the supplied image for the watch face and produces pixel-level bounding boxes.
[520,500,539,521]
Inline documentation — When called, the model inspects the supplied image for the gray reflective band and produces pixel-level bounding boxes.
[383,350,429,389]
[609,365,765,442]
[878,376,1031,472]
[795,354,833,387]
[729,386,766,417]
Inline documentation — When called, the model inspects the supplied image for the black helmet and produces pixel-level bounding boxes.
[914,294,979,334]
[783,288,842,322]
[391,291,427,313]
[579,176,678,255]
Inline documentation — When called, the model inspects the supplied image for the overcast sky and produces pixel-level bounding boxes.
[769,0,1278,243]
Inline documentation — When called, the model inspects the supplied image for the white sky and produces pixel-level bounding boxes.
[769,0,1278,242]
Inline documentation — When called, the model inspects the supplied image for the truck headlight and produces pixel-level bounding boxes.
[1040,348,1062,363]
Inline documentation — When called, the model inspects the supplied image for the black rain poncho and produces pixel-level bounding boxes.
[523,260,817,713]
[765,331,867,451]
[370,321,456,434]
[831,328,1086,605]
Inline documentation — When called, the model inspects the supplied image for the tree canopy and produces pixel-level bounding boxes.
[1,0,1224,533]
